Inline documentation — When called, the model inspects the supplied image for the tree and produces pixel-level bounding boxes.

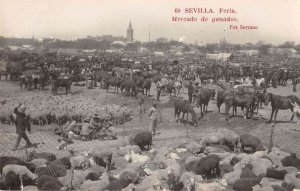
[258,44,272,56]
[278,41,295,49]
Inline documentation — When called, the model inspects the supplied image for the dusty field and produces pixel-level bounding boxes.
[0,80,300,173]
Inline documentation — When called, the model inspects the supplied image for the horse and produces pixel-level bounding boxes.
[19,75,33,91]
[166,80,182,98]
[51,74,73,95]
[195,88,211,117]
[173,98,198,126]
[224,92,257,119]
[142,78,151,95]
[264,92,300,123]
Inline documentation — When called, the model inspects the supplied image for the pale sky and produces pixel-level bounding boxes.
[0,0,300,45]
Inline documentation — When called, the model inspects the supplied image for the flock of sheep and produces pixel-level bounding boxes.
[0,94,132,126]
[1,128,300,191]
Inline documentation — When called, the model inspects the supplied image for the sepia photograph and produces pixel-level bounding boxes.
[0,0,300,190]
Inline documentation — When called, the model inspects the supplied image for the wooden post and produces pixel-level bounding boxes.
[268,123,275,153]
[70,167,74,189]
[25,146,28,162]
[122,112,125,140]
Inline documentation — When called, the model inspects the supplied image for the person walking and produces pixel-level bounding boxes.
[148,102,162,135]
[137,89,145,119]
[12,104,33,151]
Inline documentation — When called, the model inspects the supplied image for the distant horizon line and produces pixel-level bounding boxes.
[0,35,299,46]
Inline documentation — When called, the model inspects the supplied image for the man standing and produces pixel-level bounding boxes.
[137,89,145,119]
[156,80,162,101]
[12,104,33,151]
[187,81,194,104]
[148,102,162,135]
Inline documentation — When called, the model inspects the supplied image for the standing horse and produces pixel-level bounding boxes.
[264,92,300,123]
[51,73,73,95]
[19,75,33,91]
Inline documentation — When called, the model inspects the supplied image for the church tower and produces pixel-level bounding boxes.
[127,20,134,42]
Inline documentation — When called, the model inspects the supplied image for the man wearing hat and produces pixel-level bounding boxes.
[12,104,33,151]
[148,102,162,135]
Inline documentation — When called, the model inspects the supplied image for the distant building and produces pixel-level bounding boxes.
[87,35,126,42]
[127,20,134,42]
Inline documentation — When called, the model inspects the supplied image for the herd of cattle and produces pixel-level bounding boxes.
[1,128,300,191]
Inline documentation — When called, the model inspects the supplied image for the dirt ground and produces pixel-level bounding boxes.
[0,80,300,173]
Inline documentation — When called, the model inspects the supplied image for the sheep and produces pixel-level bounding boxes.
[194,180,227,191]
[178,172,203,191]
[28,150,57,162]
[184,156,201,166]
[240,134,264,153]
[252,178,273,191]
[222,169,242,185]
[200,132,225,147]
[119,169,140,185]
[29,158,49,168]
[281,153,300,170]
[210,144,232,152]
[217,128,240,151]
[118,145,142,156]
[84,148,114,171]
[233,178,261,191]
[265,168,287,180]
[129,130,153,151]
[186,154,221,179]
[240,163,258,178]
[58,169,91,188]
[133,174,163,191]
[166,164,182,190]
[2,171,23,190]
[37,175,63,191]
[23,185,38,191]
[219,163,234,176]
[81,174,110,191]
[283,172,300,189]
[124,150,150,164]
[85,166,106,181]
[203,146,227,154]
[230,156,241,166]
[251,158,273,177]
[0,156,35,174]
[103,170,140,191]
[70,155,90,170]
[35,157,70,178]
[2,164,38,190]
[152,153,168,168]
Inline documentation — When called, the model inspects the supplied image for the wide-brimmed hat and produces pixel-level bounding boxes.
[18,104,26,113]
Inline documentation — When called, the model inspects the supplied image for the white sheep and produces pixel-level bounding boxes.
[133,174,163,191]
[252,178,273,191]
[124,150,150,164]
[29,158,49,168]
[118,145,142,156]
[185,141,202,154]
[194,179,227,191]
[80,172,110,191]
[2,164,38,190]
[69,155,90,169]
[222,169,242,185]
[284,172,300,189]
